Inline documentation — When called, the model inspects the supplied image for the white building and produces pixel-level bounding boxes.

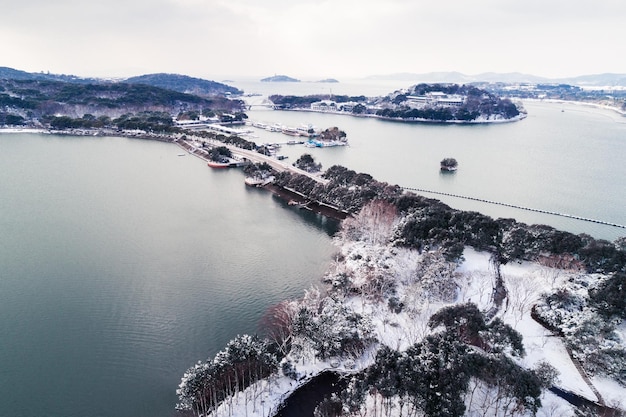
[406,92,465,109]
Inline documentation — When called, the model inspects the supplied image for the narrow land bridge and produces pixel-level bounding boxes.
[178,137,625,230]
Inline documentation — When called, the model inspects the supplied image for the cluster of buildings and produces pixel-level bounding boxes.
[309,92,466,114]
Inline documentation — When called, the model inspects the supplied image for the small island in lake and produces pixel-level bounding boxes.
[260,74,300,82]
[316,78,339,83]
[440,157,458,171]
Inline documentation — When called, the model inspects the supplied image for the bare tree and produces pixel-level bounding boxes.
[339,200,398,245]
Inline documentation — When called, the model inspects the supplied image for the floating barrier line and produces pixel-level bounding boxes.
[403,187,625,229]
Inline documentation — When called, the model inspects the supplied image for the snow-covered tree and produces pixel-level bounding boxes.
[176,334,278,416]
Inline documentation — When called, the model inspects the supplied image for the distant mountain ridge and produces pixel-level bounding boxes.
[0,67,241,96]
[366,71,626,86]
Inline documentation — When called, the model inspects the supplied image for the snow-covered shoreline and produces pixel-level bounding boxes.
[177,231,624,417]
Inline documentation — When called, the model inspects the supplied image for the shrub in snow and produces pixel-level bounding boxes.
[537,274,626,384]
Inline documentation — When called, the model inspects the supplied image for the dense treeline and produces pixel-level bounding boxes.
[193,129,258,150]
[0,112,26,125]
[273,165,625,274]
[43,111,182,133]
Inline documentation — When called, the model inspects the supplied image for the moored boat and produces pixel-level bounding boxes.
[207,160,231,168]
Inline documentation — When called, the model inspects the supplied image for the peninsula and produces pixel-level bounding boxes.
[269,83,527,123]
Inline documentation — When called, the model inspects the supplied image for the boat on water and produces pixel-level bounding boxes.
[304,139,348,148]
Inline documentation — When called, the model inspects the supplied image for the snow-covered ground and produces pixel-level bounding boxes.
[182,241,624,417]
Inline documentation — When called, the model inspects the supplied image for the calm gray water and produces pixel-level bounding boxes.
[1,82,625,417]
[244,100,626,241]
[0,134,337,417]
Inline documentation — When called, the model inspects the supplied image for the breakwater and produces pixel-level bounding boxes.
[403,187,626,229]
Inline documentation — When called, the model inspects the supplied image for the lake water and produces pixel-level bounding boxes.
[0,134,338,417]
[1,80,625,417]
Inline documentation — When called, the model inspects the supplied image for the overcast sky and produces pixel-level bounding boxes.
[2,0,624,80]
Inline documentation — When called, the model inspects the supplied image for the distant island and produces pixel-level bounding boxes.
[260,75,300,82]
[316,78,339,83]
[270,83,526,123]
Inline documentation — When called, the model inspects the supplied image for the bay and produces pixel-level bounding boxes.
[0,134,337,417]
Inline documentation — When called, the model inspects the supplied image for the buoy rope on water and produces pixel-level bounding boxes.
[403,187,625,229]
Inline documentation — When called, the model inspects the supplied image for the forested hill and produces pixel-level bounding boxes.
[0,78,244,125]
[124,73,242,96]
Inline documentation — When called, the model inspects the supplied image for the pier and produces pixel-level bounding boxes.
[403,187,626,229]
